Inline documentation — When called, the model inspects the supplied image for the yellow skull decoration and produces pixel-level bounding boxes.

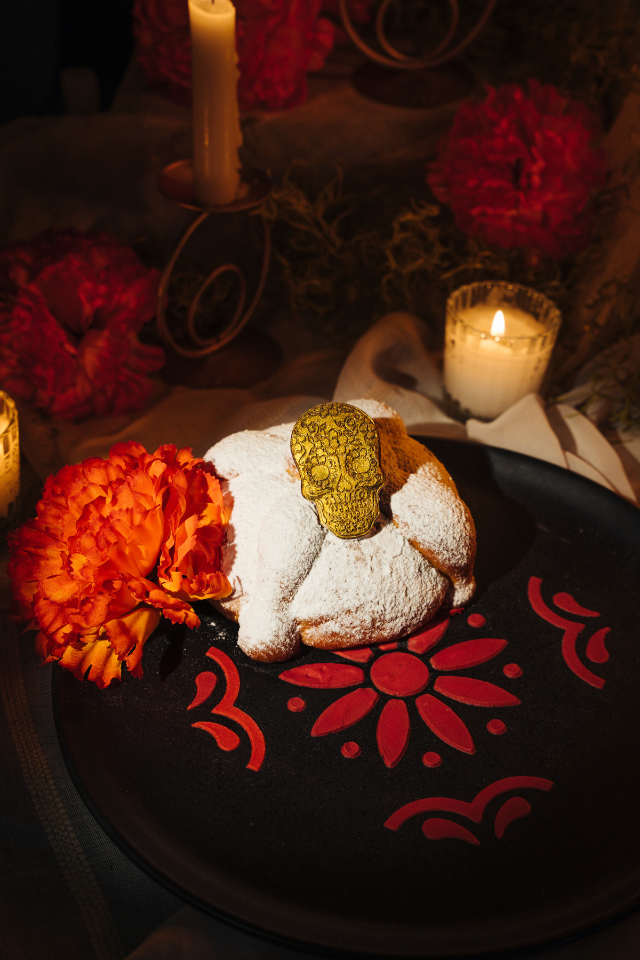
[291,402,385,539]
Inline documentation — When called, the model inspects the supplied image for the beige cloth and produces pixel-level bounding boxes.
[20,312,639,509]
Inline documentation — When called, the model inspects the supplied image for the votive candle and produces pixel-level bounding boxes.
[444,282,561,421]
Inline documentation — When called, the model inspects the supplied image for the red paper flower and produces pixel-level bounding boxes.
[0,229,164,421]
[280,614,520,768]
[427,80,607,260]
[8,442,231,687]
[132,0,341,111]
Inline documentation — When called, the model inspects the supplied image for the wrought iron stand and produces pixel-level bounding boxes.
[156,160,271,358]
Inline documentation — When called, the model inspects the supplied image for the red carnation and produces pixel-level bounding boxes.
[132,0,192,102]
[8,441,230,687]
[427,80,607,260]
[237,1,333,110]
[132,0,339,111]
[0,229,164,421]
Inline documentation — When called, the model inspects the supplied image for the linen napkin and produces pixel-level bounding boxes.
[333,312,639,504]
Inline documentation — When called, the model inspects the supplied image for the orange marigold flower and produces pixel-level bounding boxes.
[8,441,231,688]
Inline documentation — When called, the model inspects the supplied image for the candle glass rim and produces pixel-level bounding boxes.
[446,281,562,344]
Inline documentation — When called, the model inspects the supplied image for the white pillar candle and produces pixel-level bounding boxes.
[0,392,19,525]
[189,0,242,207]
[444,284,561,421]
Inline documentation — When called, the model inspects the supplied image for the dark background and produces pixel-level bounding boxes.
[0,0,134,122]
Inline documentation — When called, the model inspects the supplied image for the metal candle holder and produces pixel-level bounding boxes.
[156,160,271,358]
[339,0,496,70]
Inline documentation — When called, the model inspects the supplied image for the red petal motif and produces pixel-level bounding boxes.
[407,612,449,654]
[415,693,475,754]
[376,699,410,768]
[187,671,217,709]
[494,797,531,839]
[279,663,364,688]
[335,648,373,663]
[192,721,241,752]
[433,676,520,707]
[422,818,479,845]
[430,638,507,671]
[586,627,611,664]
[552,593,600,617]
[311,688,379,737]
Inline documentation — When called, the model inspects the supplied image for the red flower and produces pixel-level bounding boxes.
[0,230,164,421]
[8,442,230,687]
[132,0,337,111]
[236,1,333,110]
[280,613,520,768]
[132,0,192,102]
[427,80,607,260]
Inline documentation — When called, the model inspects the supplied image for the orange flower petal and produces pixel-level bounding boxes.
[9,440,229,686]
[58,636,125,688]
[103,604,161,663]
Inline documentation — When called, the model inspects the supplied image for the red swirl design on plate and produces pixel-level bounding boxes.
[586,627,611,664]
[494,797,531,838]
[528,577,606,689]
[195,646,266,771]
[422,818,479,845]
[192,721,241,752]
[552,593,600,617]
[187,671,217,709]
[385,777,553,847]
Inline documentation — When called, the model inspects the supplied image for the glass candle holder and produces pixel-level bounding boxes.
[0,391,20,538]
[443,281,561,421]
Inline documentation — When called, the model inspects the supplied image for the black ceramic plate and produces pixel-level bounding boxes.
[54,439,640,959]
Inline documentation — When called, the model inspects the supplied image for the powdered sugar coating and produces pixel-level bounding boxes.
[205,400,475,662]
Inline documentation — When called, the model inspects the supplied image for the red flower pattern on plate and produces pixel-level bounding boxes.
[385,776,554,846]
[280,613,520,767]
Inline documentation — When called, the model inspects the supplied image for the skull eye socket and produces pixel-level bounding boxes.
[311,464,329,482]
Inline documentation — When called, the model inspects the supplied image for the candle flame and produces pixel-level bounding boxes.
[491,309,505,337]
